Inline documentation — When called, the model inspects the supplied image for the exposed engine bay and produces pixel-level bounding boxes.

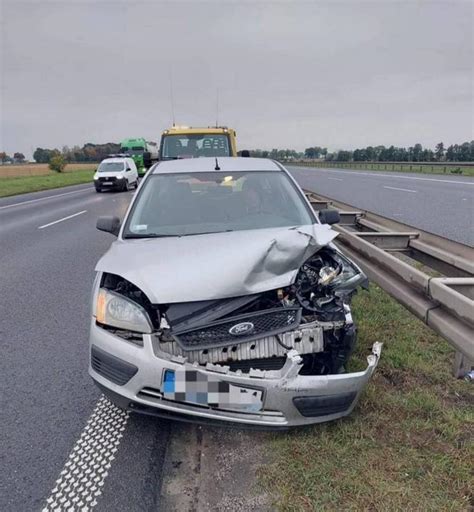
[100,247,368,377]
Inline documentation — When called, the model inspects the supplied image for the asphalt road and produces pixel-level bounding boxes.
[1,168,472,511]
[0,184,170,511]
[288,166,474,246]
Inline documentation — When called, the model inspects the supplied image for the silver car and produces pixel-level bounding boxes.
[90,157,381,428]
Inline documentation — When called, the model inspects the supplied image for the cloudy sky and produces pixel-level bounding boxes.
[1,0,472,157]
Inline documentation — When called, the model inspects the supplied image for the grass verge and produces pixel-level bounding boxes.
[0,169,94,198]
[259,285,473,511]
[289,161,474,177]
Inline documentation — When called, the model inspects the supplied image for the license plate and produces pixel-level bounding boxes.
[101,182,113,186]
[162,369,263,412]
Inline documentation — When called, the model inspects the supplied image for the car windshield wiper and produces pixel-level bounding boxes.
[178,230,235,236]
[124,233,179,239]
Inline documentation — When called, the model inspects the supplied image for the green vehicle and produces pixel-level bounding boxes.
[120,138,159,176]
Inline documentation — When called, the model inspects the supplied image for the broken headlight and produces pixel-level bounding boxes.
[96,288,153,334]
[320,251,367,293]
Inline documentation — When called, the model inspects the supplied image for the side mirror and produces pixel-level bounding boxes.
[318,209,340,225]
[96,216,121,236]
[126,167,131,171]
[240,150,250,157]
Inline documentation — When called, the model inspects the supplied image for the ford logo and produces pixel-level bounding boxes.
[228,322,254,336]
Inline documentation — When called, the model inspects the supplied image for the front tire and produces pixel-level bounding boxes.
[95,187,102,193]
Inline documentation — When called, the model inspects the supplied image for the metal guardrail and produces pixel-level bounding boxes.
[304,190,474,377]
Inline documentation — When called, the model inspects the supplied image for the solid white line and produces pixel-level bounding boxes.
[305,168,474,186]
[42,396,129,511]
[383,186,417,193]
[0,187,92,211]
[38,210,87,229]
[327,177,343,181]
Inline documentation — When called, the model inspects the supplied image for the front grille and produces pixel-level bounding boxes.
[98,177,117,183]
[172,307,302,350]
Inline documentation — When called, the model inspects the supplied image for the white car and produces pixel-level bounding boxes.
[93,157,139,192]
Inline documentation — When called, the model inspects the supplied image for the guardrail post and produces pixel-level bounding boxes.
[453,351,473,379]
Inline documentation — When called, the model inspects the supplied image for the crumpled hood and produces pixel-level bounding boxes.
[95,224,338,303]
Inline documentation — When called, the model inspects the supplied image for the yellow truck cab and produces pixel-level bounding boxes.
[159,126,238,160]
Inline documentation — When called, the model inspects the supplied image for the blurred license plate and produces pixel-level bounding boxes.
[162,369,263,412]
[102,182,113,186]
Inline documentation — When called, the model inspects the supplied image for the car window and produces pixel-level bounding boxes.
[98,162,125,172]
[123,171,314,237]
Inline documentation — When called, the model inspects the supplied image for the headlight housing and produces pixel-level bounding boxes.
[96,288,153,333]
[322,251,367,293]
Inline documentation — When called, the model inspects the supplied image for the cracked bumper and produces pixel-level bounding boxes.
[89,321,382,428]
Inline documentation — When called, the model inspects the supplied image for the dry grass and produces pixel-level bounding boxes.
[0,163,96,178]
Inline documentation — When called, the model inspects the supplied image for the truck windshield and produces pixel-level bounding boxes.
[161,134,230,159]
[98,162,125,172]
[123,171,314,238]
[121,147,143,155]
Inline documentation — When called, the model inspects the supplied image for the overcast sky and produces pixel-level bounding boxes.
[1,0,472,157]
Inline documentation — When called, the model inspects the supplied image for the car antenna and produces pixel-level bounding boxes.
[169,66,176,126]
[215,158,220,170]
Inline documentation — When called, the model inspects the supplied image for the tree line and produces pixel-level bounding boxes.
[326,142,473,163]
[250,141,473,162]
[2,140,473,165]
[33,143,121,163]
[0,152,26,163]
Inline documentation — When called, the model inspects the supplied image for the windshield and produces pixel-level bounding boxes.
[161,134,230,159]
[98,162,125,172]
[121,147,143,156]
[123,171,314,238]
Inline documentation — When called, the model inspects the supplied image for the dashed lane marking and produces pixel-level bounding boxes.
[38,210,87,229]
[327,177,343,181]
[42,396,129,511]
[383,186,417,193]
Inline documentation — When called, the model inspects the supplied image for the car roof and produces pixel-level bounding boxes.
[152,157,282,174]
[100,157,129,163]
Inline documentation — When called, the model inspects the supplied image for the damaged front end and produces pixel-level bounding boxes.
[90,245,382,427]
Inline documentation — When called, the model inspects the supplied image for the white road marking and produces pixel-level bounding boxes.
[383,186,417,193]
[38,210,87,229]
[327,177,343,181]
[298,167,474,186]
[0,187,93,210]
[42,396,129,512]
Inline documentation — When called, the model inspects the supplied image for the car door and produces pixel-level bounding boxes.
[128,159,138,182]
[123,159,133,184]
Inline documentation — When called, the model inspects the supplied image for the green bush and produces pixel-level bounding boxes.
[49,154,67,173]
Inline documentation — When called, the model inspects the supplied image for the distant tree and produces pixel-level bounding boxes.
[336,150,352,161]
[49,154,67,172]
[459,142,472,162]
[412,143,423,162]
[435,142,444,161]
[0,151,8,163]
[13,152,26,162]
[34,147,57,163]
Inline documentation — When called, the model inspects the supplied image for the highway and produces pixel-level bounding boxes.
[288,166,474,247]
[1,167,472,510]
[0,185,171,511]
